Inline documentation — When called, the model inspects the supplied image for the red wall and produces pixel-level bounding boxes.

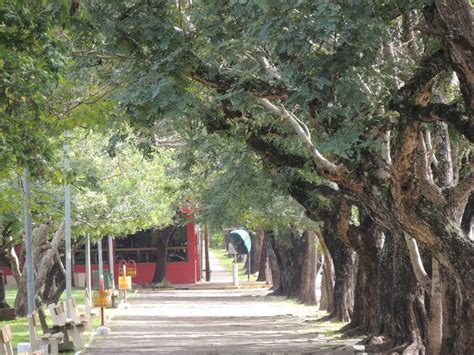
[73,219,200,286]
[1,218,201,287]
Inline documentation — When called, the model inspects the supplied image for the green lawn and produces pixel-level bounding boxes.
[0,287,110,352]
[211,247,259,282]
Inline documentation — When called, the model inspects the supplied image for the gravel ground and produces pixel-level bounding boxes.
[83,288,359,354]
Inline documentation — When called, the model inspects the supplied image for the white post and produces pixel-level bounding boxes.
[232,261,239,287]
[95,237,111,336]
[23,167,35,349]
[98,239,104,281]
[107,236,115,290]
[86,234,92,303]
[200,226,204,279]
[64,131,72,319]
[23,168,35,315]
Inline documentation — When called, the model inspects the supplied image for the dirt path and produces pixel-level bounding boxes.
[84,288,359,354]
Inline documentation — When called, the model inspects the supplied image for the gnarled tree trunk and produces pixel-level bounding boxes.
[256,232,269,282]
[15,222,56,316]
[269,227,303,297]
[321,226,355,322]
[151,226,176,284]
[363,232,427,354]
[297,231,317,305]
[269,227,317,304]
[318,234,334,312]
[249,229,264,274]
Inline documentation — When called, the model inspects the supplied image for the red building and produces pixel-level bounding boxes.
[73,220,201,286]
[0,219,201,288]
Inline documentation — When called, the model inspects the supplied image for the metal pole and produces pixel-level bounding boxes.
[23,167,35,317]
[204,224,210,282]
[199,225,204,280]
[107,236,115,290]
[108,236,116,307]
[86,234,92,304]
[64,132,72,319]
[98,239,104,280]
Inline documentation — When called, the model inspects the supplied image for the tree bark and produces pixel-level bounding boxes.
[265,232,280,291]
[318,234,334,312]
[269,227,317,304]
[0,272,9,308]
[41,261,66,305]
[151,226,176,284]
[15,222,56,316]
[256,232,268,282]
[6,244,21,286]
[321,226,355,322]
[249,230,264,274]
[297,231,317,305]
[363,232,427,354]
[427,259,443,355]
[269,227,302,297]
[343,219,382,336]
[425,0,474,113]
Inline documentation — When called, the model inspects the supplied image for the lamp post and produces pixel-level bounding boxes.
[23,167,36,350]
[85,234,92,304]
[23,167,35,316]
[64,132,72,319]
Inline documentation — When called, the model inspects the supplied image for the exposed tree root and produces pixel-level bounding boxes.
[340,324,364,337]
[361,336,425,354]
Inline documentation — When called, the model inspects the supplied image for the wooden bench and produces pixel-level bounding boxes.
[68,298,88,328]
[47,302,84,350]
[1,324,45,355]
[81,289,97,331]
[28,312,63,355]
[0,325,13,355]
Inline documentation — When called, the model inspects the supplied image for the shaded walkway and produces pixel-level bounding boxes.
[84,289,358,354]
[207,249,233,283]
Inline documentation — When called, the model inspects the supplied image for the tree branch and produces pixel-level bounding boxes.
[448,164,474,212]
[190,63,289,100]
[390,49,447,110]
[408,103,474,143]
[257,98,345,176]
[416,131,446,206]
[404,233,432,294]
[424,0,474,113]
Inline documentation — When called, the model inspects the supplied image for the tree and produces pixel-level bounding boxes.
[71,1,474,352]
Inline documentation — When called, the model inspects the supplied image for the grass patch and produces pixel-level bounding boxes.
[211,247,258,282]
[0,287,110,351]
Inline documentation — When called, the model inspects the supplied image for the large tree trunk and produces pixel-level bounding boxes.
[256,232,268,282]
[42,261,66,305]
[265,232,280,291]
[249,229,264,274]
[345,256,379,335]
[269,227,302,297]
[6,244,21,286]
[15,222,57,316]
[390,121,473,354]
[363,232,427,354]
[297,231,317,305]
[321,226,355,322]
[269,227,317,304]
[151,226,176,284]
[318,233,334,312]
[0,273,9,308]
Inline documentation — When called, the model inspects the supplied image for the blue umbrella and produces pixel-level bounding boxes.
[229,229,251,254]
